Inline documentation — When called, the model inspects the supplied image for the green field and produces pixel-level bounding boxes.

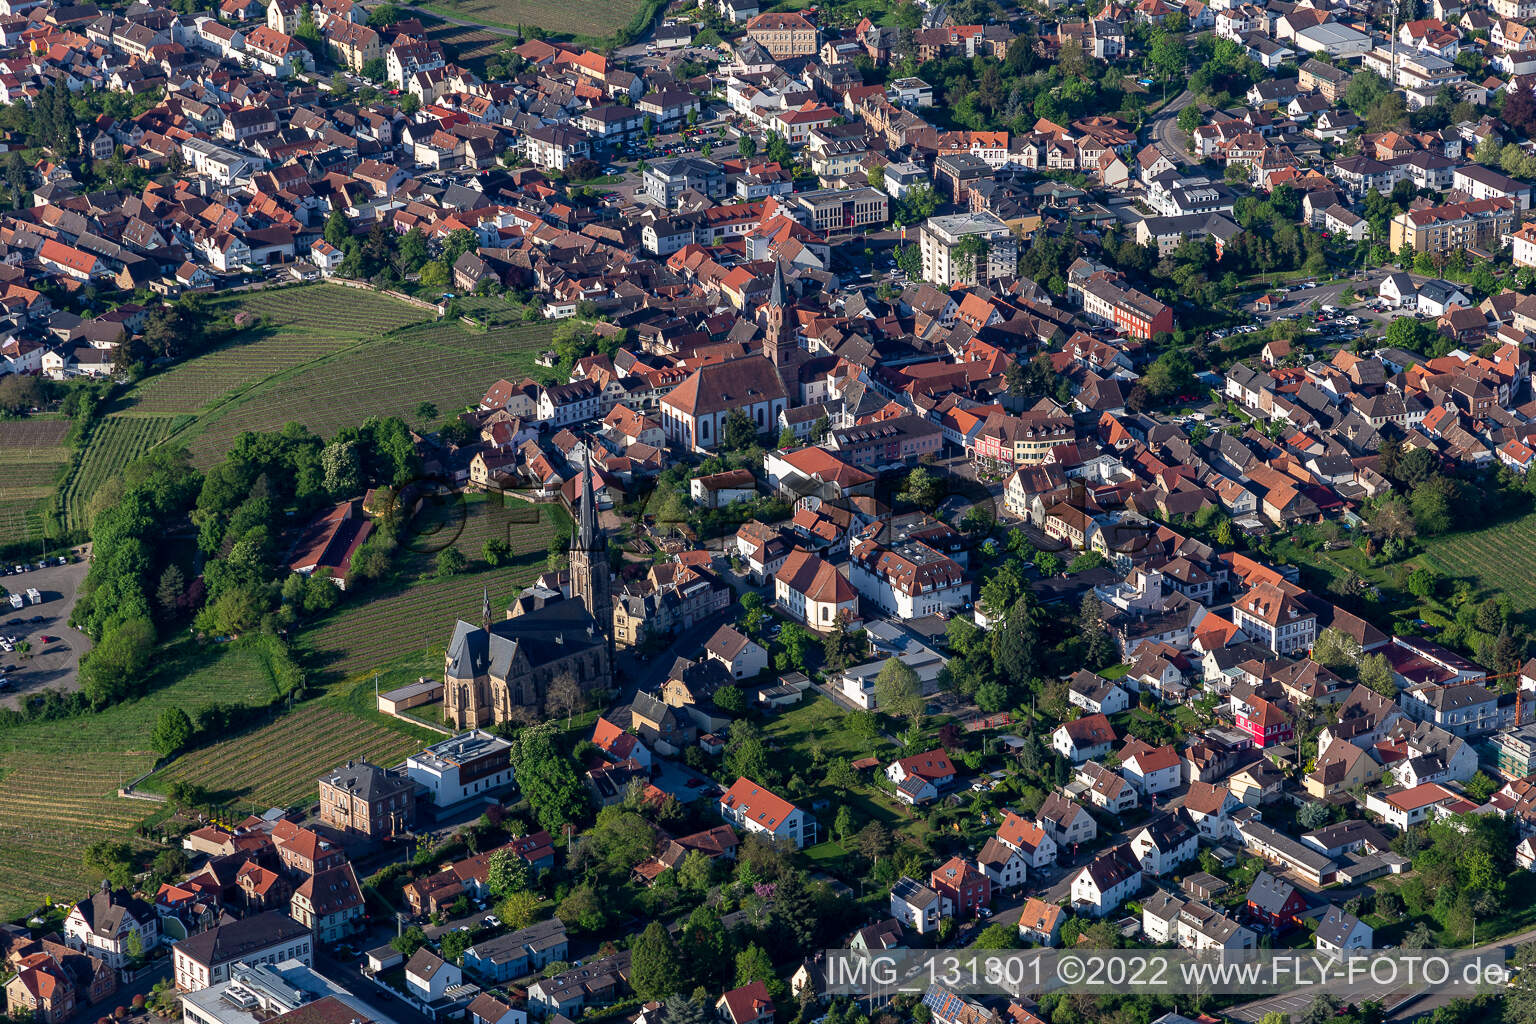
[296,497,567,683]
[60,415,179,531]
[1421,511,1536,613]
[0,418,69,544]
[148,704,431,809]
[0,750,157,918]
[56,285,556,491]
[169,317,558,467]
[0,638,292,918]
[415,0,642,38]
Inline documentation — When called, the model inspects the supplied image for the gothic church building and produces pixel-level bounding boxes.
[443,459,613,728]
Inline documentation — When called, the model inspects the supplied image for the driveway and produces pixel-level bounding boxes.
[0,554,93,709]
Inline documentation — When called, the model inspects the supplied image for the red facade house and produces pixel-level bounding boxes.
[929,855,991,918]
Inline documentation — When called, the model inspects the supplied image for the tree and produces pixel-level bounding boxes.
[1149,31,1185,80]
[1312,627,1363,671]
[901,466,942,509]
[82,618,156,708]
[735,943,775,987]
[1297,801,1332,829]
[512,725,589,834]
[486,848,528,900]
[391,926,428,957]
[483,536,511,567]
[738,134,757,160]
[83,840,135,889]
[874,657,923,722]
[440,929,473,964]
[546,670,585,728]
[1359,653,1395,697]
[631,921,684,1000]
[557,883,607,932]
[321,439,361,497]
[722,409,758,450]
[323,207,350,248]
[0,374,44,415]
[713,684,746,714]
[156,564,186,613]
[497,889,542,930]
[854,821,890,864]
[972,922,1019,949]
[738,592,769,639]
[151,707,193,757]
[1177,105,1201,135]
[435,547,468,577]
[660,995,711,1024]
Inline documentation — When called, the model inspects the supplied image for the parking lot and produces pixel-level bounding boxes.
[0,555,93,708]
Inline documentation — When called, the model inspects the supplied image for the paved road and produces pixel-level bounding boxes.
[1147,89,1198,167]
[314,948,432,1024]
[1224,924,1536,1023]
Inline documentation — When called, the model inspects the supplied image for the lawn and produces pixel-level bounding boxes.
[758,697,932,847]
[0,418,70,544]
[413,0,642,38]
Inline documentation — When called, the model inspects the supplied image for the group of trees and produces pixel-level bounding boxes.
[320,217,441,287]
[74,449,202,706]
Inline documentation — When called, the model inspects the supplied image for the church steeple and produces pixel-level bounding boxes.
[761,260,802,394]
[569,451,611,643]
[481,585,491,631]
[577,448,600,550]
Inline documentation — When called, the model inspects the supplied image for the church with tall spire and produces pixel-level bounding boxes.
[439,454,613,729]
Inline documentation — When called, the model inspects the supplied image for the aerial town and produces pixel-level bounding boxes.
[11,0,1536,1022]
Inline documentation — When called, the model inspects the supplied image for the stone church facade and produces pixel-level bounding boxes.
[442,456,614,729]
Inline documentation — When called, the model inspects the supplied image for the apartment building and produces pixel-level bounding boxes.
[918,211,1017,287]
[1389,197,1515,256]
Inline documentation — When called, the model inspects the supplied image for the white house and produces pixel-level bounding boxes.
[1052,714,1117,762]
[64,885,159,969]
[1314,905,1373,959]
[886,749,958,806]
[405,730,514,807]
[849,537,969,620]
[1142,892,1256,951]
[1068,670,1131,716]
[1070,845,1143,918]
[995,811,1058,869]
[890,876,942,934]
[1183,781,1243,841]
[774,549,860,633]
[976,838,1028,890]
[703,625,769,680]
[1364,782,1467,829]
[1120,743,1184,796]
[1129,810,1200,876]
[405,948,462,1003]
[1076,760,1140,815]
[1379,272,1418,309]
[1038,792,1097,850]
[720,776,811,848]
